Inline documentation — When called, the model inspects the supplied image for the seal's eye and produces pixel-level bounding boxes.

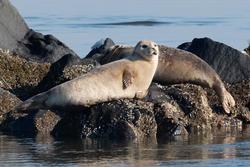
[142,45,148,49]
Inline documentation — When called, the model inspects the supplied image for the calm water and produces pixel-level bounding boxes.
[1,127,250,167]
[2,0,250,166]
[10,0,250,56]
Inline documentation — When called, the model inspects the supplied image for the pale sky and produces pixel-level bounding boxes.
[10,0,250,18]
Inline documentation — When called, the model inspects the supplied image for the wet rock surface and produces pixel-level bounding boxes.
[177,37,250,83]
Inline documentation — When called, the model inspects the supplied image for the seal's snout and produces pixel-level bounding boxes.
[151,47,158,55]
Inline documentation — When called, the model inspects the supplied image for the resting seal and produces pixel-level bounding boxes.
[17,40,159,111]
[89,40,235,114]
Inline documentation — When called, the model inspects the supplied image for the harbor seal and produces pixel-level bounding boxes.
[17,40,159,111]
[89,40,235,114]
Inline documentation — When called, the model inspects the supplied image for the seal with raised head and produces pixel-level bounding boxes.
[17,40,159,111]
[88,39,235,114]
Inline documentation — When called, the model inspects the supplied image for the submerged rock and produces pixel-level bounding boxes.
[178,37,250,83]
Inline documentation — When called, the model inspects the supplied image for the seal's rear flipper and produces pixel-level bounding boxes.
[222,90,235,114]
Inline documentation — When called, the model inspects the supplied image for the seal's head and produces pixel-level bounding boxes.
[134,40,159,61]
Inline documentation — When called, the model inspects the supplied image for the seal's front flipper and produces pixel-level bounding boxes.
[122,69,134,89]
[135,90,148,99]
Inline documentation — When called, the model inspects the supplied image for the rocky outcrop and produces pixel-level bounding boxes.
[0,0,80,63]
[0,88,21,124]
[14,29,80,63]
[0,50,98,100]
[0,37,249,141]
[1,81,248,140]
[34,54,98,94]
[227,81,250,123]
[0,37,250,140]
[0,0,29,50]
[0,50,50,100]
[177,37,250,83]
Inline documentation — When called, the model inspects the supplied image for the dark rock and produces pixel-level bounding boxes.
[0,0,29,50]
[1,99,157,140]
[1,37,249,140]
[0,88,21,124]
[79,100,157,140]
[0,50,50,100]
[154,84,214,138]
[0,0,80,63]
[0,50,98,99]
[178,37,250,83]
[228,81,250,123]
[35,54,98,94]
[0,110,61,135]
[14,29,80,63]
[85,38,115,59]
[2,81,249,140]
[177,42,191,51]
[244,44,250,56]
